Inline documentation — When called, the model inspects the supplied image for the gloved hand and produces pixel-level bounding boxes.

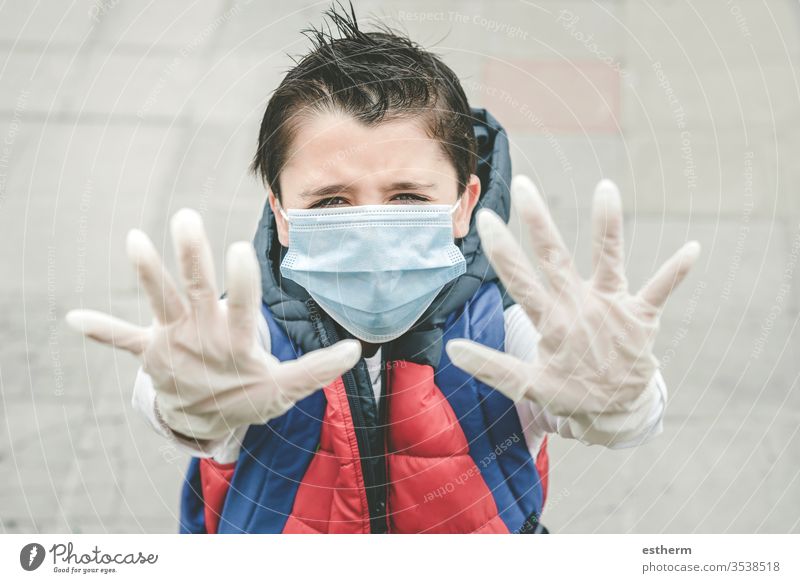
[446,175,700,419]
[66,209,361,441]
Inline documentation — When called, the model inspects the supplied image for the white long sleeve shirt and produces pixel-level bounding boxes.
[132,303,667,464]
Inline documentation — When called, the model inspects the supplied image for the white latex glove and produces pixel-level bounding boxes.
[446,175,700,419]
[66,209,361,441]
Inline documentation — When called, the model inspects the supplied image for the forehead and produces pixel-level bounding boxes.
[280,111,454,193]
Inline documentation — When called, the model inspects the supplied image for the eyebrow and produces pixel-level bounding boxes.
[385,181,436,192]
[299,181,437,199]
[299,183,354,200]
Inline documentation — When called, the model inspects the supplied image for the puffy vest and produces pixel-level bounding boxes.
[178,282,549,534]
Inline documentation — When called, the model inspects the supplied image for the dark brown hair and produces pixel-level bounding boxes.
[251,1,477,200]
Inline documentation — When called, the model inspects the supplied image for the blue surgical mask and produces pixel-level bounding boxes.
[277,201,466,343]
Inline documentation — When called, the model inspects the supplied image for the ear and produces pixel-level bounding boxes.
[268,189,290,247]
[452,174,481,238]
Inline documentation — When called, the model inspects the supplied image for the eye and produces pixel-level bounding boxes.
[391,193,428,203]
[310,196,348,209]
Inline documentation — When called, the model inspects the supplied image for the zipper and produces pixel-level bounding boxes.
[306,299,388,533]
[343,359,387,533]
[378,354,391,532]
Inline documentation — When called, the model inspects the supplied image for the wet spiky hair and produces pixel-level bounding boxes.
[251,1,477,199]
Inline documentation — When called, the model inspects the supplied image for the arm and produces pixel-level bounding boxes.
[513,375,665,452]
[131,366,232,458]
[130,296,274,462]
[556,370,665,448]
[448,176,698,446]
[68,209,360,445]
[505,303,666,449]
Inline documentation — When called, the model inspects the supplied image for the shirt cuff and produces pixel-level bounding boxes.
[129,300,272,462]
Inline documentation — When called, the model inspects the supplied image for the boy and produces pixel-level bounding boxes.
[67,4,699,533]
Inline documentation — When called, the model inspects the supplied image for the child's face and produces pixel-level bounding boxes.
[269,111,481,247]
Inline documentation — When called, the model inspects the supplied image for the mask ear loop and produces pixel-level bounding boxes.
[275,199,289,222]
[449,198,462,215]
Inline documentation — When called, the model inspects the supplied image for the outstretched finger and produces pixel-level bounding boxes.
[476,209,549,327]
[225,241,262,338]
[512,174,580,292]
[274,339,362,400]
[65,309,150,355]
[445,339,532,404]
[591,179,628,293]
[170,208,219,315]
[127,229,185,324]
[636,241,701,310]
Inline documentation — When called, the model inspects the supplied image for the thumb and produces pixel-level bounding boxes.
[273,339,362,400]
[66,309,150,355]
[445,339,532,404]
